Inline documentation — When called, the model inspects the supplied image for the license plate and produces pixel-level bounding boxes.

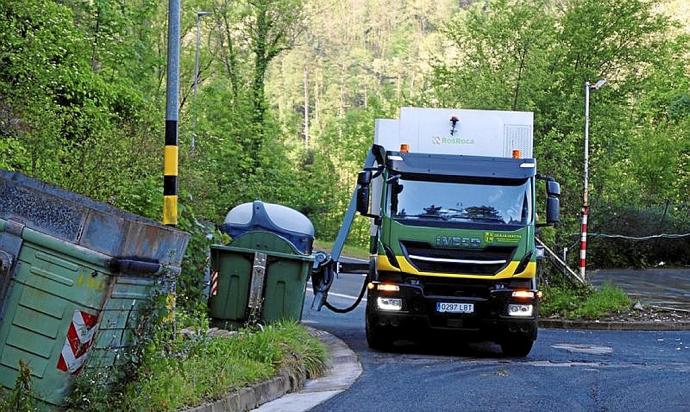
[436,302,474,313]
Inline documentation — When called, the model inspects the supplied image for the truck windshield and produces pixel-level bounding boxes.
[388,176,532,225]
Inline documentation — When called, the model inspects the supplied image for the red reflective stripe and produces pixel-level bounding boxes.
[66,323,80,354]
[57,355,68,372]
[80,311,98,328]
[580,207,589,276]
[57,310,98,374]
[211,271,219,296]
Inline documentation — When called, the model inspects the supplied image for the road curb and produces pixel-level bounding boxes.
[253,327,363,412]
[183,364,306,412]
[539,318,690,331]
[182,326,361,412]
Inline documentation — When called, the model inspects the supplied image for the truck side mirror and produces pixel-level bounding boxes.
[546,196,560,224]
[545,178,561,225]
[356,171,372,215]
[537,175,561,226]
[546,180,560,197]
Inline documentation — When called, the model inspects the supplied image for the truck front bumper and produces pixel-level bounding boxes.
[367,283,539,341]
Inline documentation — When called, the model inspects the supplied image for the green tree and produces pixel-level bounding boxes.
[430,0,689,253]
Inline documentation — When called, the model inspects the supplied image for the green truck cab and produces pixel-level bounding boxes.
[355,108,561,356]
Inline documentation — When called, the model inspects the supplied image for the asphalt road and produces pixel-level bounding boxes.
[302,272,690,412]
[591,268,690,310]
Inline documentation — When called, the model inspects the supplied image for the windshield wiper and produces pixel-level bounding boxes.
[444,213,471,220]
[444,214,506,223]
[401,213,448,220]
[469,216,506,223]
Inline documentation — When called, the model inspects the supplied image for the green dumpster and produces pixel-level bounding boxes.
[209,232,313,323]
[0,170,189,408]
[209,201,314,323]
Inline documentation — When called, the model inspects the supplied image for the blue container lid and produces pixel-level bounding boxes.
[221,201,314,254]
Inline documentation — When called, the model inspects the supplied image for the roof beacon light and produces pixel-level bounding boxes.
[400,144,410,153]
[450,115,459,136]
[512,149,521,159]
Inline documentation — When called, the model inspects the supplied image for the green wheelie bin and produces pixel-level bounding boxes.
[209,201,314,324]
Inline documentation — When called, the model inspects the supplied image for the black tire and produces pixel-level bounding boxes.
[500,337,534,357]
[366,313,393,351]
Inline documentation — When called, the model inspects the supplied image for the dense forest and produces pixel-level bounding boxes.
[1,0,689,291]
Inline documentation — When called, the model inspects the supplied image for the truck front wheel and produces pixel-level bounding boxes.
[500,336,534,357]
[366,313,393,351]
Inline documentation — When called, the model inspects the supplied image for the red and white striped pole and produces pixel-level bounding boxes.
[580,81,592,282]
[580,79,605,282]
[579,206,589,280]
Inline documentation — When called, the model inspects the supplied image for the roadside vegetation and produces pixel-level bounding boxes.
[1,0,688,269]
[2,295,327,411]
[0,361,34,412]
[0,0,688,405]
[541,282,631,320]
[65,321,327,412]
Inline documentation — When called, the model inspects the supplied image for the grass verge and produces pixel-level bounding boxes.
[541,282,631,320]
[0,360,33,411]
[313,239,370,260]
[125,321,327,411]
[67,321,328,412]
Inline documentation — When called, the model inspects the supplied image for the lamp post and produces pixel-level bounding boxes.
[580,78,606,281]
[191,11,212,153]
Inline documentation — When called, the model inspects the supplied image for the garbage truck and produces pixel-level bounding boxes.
[311,107,561,356]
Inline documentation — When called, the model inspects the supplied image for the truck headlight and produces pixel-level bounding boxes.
[377,297,402,311]
[507,304,533,317]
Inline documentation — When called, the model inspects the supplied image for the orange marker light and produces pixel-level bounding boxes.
[512,290,534,299]
[400,144,410,153]
[512,149,521,159]
[377,284,400,292]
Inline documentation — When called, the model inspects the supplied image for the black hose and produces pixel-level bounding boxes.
[324,272,370,313]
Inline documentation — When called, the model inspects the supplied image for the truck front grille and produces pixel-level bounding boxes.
[400,241,516,275]
[421,278,492,298]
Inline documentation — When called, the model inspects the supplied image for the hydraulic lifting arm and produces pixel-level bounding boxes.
[311,146,384,312]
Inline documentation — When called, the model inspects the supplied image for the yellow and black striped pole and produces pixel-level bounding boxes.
[163,124,178,226]
[163,0,180,226]
[162,0,181,323]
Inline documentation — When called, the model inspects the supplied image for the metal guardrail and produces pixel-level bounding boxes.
[536,237,586,285]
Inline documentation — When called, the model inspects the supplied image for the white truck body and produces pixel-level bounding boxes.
[374,107,534,158]
[370,107,535,231]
